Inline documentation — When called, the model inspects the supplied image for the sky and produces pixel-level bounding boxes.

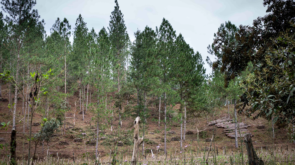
[32,0,267,75]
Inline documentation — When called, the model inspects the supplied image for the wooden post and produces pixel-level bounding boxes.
[131,117,143,165]
[244,134,264,165]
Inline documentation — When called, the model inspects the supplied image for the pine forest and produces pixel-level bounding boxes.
[0,0,295,164]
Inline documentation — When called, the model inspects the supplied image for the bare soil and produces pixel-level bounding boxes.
[0,84,294,162]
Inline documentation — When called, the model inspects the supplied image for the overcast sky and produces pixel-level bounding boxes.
[33,0,267,75]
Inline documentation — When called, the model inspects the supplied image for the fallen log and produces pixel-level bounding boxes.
[208,117,232,126]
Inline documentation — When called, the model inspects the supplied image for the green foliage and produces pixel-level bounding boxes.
[207,21,239,87]
[0,121,10,130]
[240,30,295,123]
[34,118,60,143]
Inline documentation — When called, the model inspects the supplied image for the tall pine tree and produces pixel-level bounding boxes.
[108,0,129,127]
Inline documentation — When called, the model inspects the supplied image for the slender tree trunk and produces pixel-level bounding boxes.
[79,88,82,113]
[9,83,11,113]
[293,124,295,144]
[86,84,89,112]
[11,52,20,164]
[22,81,24,133]
[96,95,100,161]
[137,88,140,116]
[0,79,1,98]
[164,92,167,158]
[117,63,122,128]
[272,115,275,139]
[184,102,186,141]
[65,54,67,103]
[234,99,238,148]
[227,98,230,118]
[22,84,24,115]
[142,91,146,158]
[96,121,99,161]
[63,113,66,135]
[90,89,91,105]
[28,105,34,165]
[8,62,11,113]
[26,66,29,129]
[105,96,107,112]
[46,96,49,118]
[74,101,76,127]
[82,86,85,121]
[180,114,183,150]
[23,95,26,133]
[158,96,161,126]
[0,54,1,98]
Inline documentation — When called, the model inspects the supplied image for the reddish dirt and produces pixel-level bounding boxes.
[0,84,294,161]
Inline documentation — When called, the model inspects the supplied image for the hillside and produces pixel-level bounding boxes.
[0,85,294,163]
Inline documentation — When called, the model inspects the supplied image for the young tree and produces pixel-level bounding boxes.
[1,1,44,163]
[108,0,129,127]
[157,18,176,157]
[0,11,9,99]
[71,14,88,121]
[226,78,243,148]
[130,26,158,156]
[51,17,71,101]
[172,34,205,143]
[207,21,239,87]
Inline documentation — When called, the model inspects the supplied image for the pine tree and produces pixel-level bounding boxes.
[130,26,158,156]
[71,14,88,121]
[0,11,9,99]
[157,18,176,157]
[1,1,44,163]
[108,0,129,127]
[51,17,71,101]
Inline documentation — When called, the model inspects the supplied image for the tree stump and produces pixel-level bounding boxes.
[131,117,143,165]
[244,134,264,165]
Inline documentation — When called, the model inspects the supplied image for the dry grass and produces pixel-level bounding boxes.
[1,87,295,164]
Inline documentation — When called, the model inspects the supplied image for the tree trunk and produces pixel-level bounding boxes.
[9,84,11,113]
[74,101,76,127]
[293,124,295,144]
[28,104,34,165]
[184,102,186,141]
[117,64,122,128]
[26,66,30,129]
[234,99,238,148]
[10,130,17,165]
[64,49,67,101]
[228,98,230,118]
[244,134,264,165]
[22,84,24,115]
[24,97,26,133]
[86,84,89,112]
[136,88,140,116]
[82,87,84,121]
[164,92,167,158]
[272,115,275,139]
[63,112,66,135]
[46,96,49,118]
[11,52,19,164]
[180,115,183,150]
[0,78,1,98]
[90,89,91,105]
[80,88,82,114]
[142,91,146,157]
[96,119,99,161]
[131,117,143,165]
[158,96,161,126]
